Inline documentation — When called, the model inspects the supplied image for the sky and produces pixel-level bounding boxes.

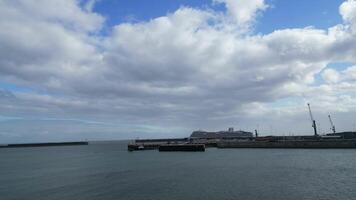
[1,0,356,143]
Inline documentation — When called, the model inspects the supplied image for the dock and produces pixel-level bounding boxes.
[127,130,356,151]
[128,143,205,152]
[127,143,160,151]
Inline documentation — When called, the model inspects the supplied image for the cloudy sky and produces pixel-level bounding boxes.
[1,0,356,143]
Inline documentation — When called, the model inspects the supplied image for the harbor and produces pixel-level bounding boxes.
[127,104,356,151]
[128,131,356,151]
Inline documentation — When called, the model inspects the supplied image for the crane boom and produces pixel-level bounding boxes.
[328,115,336,134]
[307,103,318,136]
[308,103,314,121]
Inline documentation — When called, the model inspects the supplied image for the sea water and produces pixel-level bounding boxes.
[1,141,356,200]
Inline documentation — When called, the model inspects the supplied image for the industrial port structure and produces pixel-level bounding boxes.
[128,103,356,151]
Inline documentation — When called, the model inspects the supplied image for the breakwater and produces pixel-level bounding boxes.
[217,139,356,149]
[0,141,89,148]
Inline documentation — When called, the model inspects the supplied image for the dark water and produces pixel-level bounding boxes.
[1,141,356,200]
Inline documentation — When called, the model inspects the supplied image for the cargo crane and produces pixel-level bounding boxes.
[307,103,318,136]
[328,115,336,134]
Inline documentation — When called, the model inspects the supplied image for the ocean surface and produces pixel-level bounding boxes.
[1,141,356,200]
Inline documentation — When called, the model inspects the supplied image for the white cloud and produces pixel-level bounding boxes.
[1,0,356,140]
[322,65,356,84]
[214,0,268,29]
[84,0,100,12]
[340,0,356,26]
[343,66,356,80]
[322,68,340,83]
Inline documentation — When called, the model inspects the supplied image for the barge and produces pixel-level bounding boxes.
[159,144,205,152]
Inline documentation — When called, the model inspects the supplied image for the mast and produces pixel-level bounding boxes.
[307,103,318,136]
[328,115,336,134]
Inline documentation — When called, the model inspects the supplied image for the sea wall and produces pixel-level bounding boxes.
[217,140,356,149]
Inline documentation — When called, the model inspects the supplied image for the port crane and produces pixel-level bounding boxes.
[328,115,336,134]
[307,103,318,136]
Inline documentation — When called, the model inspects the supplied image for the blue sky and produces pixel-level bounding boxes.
[1,0,356,143]
[257,0,345,32]
[91,0,345,33]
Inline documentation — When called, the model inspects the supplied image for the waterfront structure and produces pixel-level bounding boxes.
[190,128,253,140]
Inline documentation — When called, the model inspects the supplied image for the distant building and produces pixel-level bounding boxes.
[190,128,253,139]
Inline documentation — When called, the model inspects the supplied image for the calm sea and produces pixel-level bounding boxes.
[1,141,356,200]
